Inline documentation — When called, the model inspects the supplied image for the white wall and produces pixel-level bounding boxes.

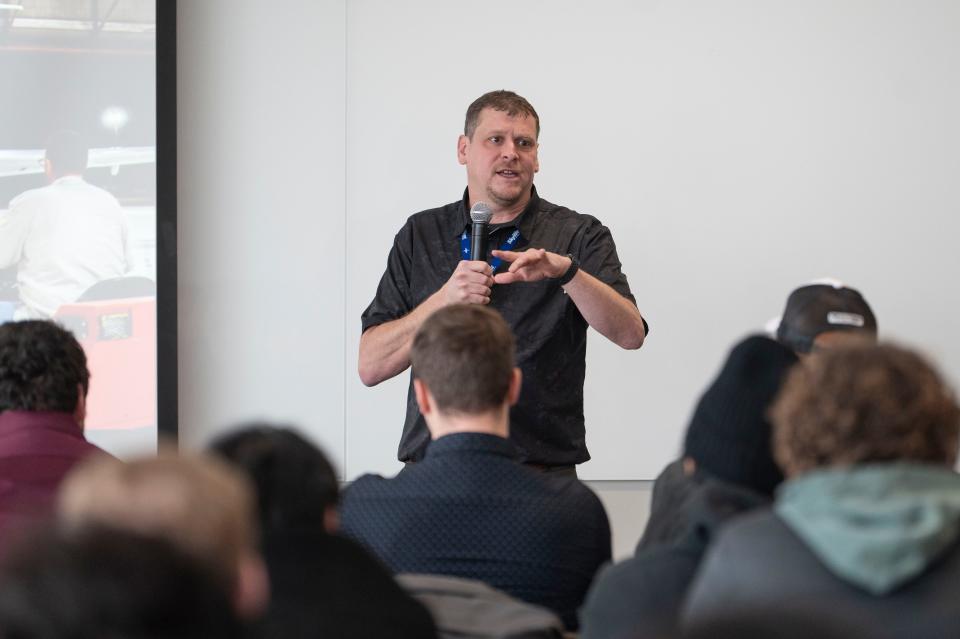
[177,0,960,543]
[177,1,346,459]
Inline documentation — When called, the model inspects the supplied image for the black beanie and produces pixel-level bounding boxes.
[683,335,799,496]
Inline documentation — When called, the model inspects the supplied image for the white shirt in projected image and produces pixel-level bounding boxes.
[0,175,132,319]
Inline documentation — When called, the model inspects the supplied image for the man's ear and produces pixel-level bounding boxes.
[507,368,522,407]
[414,378,433,416]
[323,505,339,534]
[457,134,469,165]
[234,553,270,620]
[73,384,87,430]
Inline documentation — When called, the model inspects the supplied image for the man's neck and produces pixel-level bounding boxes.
[428,408,509,440]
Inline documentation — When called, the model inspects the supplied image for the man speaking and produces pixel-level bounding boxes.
[359,90,647,473]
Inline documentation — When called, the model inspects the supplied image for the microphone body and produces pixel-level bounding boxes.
[469,202,493,261]
[470,221,489,261]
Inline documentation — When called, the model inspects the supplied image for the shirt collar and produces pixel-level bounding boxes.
[51,175,85,187]
[455,186,541,238]
[424,432,519,460]
[0,410,84,437]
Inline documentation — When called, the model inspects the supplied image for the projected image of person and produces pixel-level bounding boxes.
[0,130,133,320]
[359,90,648,473]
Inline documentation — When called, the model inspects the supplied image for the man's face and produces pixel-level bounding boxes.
[458,108,539,210]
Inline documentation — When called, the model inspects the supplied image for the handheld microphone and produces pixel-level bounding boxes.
[470,202,493,261]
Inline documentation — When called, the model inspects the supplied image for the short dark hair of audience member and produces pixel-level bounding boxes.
[44,129,88,178]
[0,320,89,415]
[0,525,242,639]
[464,89,541,140]
[772,343,960,477]
[410,304,517,417]
[210,425,340,534]
[56,450,269,620]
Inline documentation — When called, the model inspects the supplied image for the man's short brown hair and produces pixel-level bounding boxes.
[411,305,515,415]
[464,90,540,139]
[771,343,960,476]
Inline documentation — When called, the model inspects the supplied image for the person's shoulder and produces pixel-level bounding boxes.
[690,508,790,589]
[8,184,54,210]
[714,507,788,544]
[530,473,608,515]
[404,199,462,227]
[343,472,392,495]
[387,199,462,247]
[535,196,608,230]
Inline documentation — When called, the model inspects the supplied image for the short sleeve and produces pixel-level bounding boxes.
[360,223,415,333]
[574,219,635,302]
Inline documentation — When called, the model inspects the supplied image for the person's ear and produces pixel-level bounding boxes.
[234,553,270,620]
[457,134,470,165]
[414,378,433,416]
[323,505,339,534]
[73,384,87,429]
[507,368,522,407]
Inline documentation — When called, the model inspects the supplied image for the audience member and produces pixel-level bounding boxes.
[0,320,108,548]
[0,525,242,639]
[579,336,798,639]
[340,305,611,630]
[210,424,437,639]
[683,343,960,638]
[774,280,877,354]
[0,129,133,320]
[56,450,269,622]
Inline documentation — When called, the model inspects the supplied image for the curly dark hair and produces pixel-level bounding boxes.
[771,343,960,476]
[0,320,89,413]
[464,90,540,139]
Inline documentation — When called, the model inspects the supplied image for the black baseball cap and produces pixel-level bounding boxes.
[776,283,877,354]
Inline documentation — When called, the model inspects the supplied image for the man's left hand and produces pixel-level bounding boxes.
[492,249,572,285]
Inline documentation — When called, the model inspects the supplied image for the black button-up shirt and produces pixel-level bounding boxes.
[361,186,644,466]
[340,432,612,629]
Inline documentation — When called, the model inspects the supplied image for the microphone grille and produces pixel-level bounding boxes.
[470,202,493,224]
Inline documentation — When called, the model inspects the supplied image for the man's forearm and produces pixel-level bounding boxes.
[358,290,445,386]
[562,269,646,350]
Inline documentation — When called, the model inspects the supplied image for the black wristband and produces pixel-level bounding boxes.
[557,254,580,286]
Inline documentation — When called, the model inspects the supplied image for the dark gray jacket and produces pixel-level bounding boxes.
[683,467,960,639]
[580,478,768,639]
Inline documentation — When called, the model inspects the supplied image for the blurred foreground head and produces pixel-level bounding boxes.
[683,335,799,496]
[56,450,269,619]
[0,526,242,639]
[772,342,960,476]
[210,424,340,534]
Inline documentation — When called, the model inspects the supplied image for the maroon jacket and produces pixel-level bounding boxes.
[0,410,107,549]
